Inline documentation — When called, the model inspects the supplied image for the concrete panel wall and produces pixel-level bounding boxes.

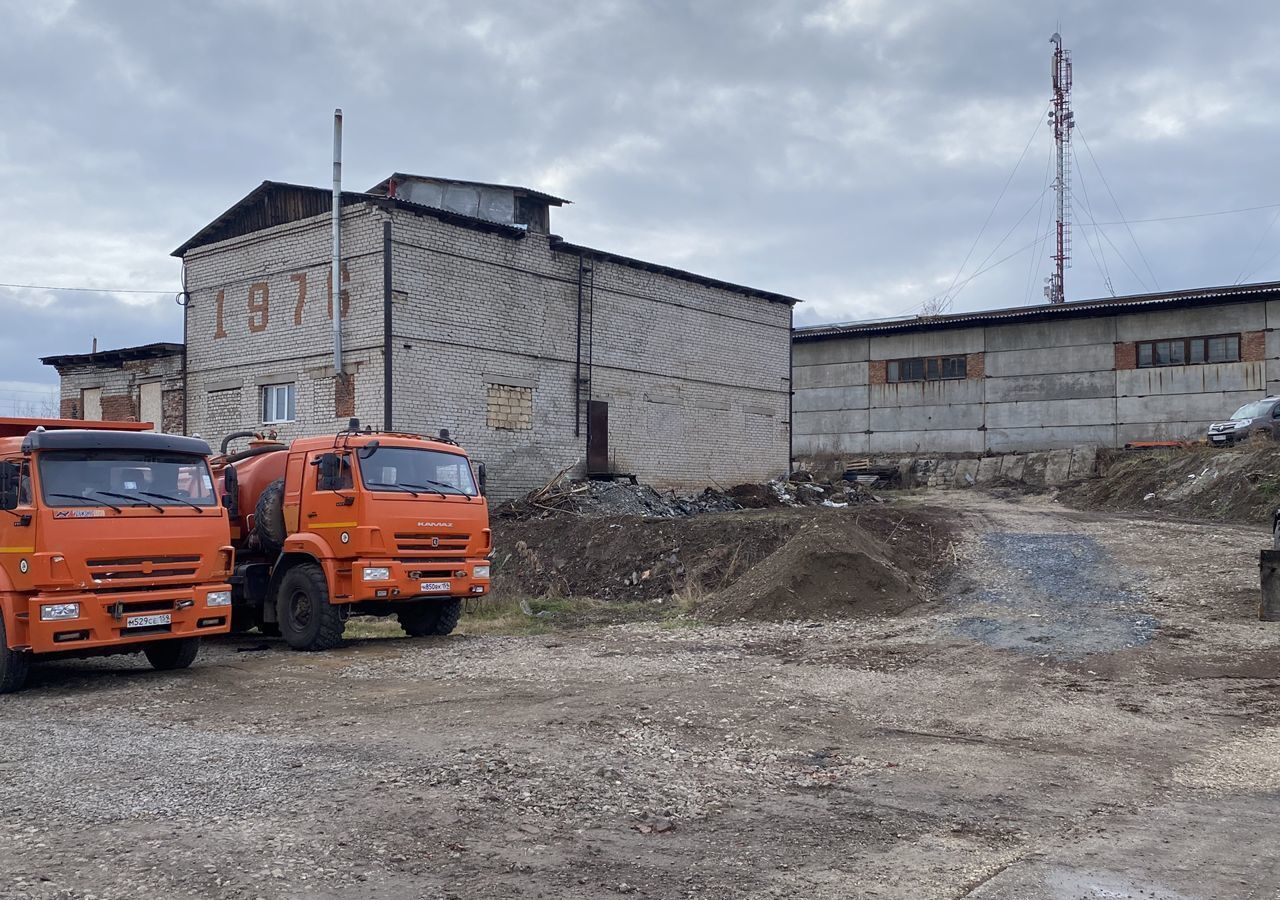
[868,328,984,359]
[793,299,1280,464]
[986,371,1115,403]
[985,342,1116,377]
[1114,302,1265,341]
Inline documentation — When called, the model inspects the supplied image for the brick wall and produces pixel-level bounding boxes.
[868,360,887,385]
[47,352,184,432]
[178,198,792,499]
[1243,330,1266,362]
[965,351,985,379]
[1114,341,1136,370]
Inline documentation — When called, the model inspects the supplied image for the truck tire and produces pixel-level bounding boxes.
[397,599,463,637]
[144,637,201,671]
[0,618,31,694]
[277,563,345,651]
[255,478,288,556]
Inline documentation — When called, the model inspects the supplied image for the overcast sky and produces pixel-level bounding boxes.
[3,0,1279,410]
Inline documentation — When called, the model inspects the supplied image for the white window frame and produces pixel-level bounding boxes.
[262,383,296,424]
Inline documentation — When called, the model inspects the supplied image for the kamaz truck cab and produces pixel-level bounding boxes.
[0,418,234,692]
[214,420,491,651]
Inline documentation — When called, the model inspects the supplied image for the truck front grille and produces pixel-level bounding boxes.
[87,555,201,583]
[394,533,469,554]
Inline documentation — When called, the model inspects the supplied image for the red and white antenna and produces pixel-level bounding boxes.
[1046,32,1073,304]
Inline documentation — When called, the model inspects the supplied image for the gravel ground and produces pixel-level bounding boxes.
[2,492,1279,899]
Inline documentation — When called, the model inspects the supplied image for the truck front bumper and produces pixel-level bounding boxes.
[346,559,490,603]
[21,584,233,654]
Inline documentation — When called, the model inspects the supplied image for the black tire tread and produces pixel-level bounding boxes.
[277,563,344,651]
[254,478,288,556]
[0,617,31,694]
[144,636,201,671]
[397,599,463,637]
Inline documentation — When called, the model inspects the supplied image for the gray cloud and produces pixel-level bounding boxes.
[3,0,1279,407]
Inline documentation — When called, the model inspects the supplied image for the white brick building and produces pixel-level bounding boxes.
[140,174,796,499]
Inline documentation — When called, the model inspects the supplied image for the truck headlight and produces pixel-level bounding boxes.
[206,590,232,607]
[40,602,80,621]
[473,564,491,579]
[362,567,390,581]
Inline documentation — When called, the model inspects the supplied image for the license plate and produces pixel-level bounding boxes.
[1211,435,1227,442]
[126,613,171,629]
[419,581,451,593]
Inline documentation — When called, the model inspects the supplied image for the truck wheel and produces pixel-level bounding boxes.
[397,599,463,637]
[144,637,201,671]
[0,618,32,694]
[254,478,288,556]
[277,563,345,651]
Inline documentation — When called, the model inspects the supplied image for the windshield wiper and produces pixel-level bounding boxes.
[402,480,474,501]
[46,492,122,514]
[138,490,204,513]
[93,490,166,514]
[366,481,420,497]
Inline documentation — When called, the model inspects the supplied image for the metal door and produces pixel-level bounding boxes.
[587,401,608,475]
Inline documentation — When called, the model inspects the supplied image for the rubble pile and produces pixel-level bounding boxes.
[495,472,880,521]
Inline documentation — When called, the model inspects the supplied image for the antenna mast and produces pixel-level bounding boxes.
[1046,33,1073,304]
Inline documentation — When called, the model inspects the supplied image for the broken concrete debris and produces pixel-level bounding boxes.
[494,474,880,521]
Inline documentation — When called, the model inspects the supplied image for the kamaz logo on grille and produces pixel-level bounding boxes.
[416,522,453,528]
[431,537,440,548]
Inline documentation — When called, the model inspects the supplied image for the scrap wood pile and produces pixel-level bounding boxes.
[493,468,882,521]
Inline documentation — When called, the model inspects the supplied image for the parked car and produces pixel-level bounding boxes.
[1207,397,1280,445]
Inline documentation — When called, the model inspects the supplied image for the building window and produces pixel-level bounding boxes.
[887,355,966,383]
[1137,334,1240,368]
[486,383,533,430]
[262,383,296,423]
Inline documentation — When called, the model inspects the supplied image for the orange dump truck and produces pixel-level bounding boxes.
[0,418,234,692]
[213,420,491,650]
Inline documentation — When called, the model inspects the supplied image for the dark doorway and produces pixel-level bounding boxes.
[587,400,609,475]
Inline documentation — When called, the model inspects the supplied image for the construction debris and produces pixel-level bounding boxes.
[493,472,881,521]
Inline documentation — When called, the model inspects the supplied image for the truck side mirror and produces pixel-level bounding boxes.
[357,440,380,460]
[476,462,487,497]
[222,465,239,518]
[316,452,341,482]
[0,462,18,511]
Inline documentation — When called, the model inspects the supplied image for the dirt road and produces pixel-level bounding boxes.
[1,492,1278,899]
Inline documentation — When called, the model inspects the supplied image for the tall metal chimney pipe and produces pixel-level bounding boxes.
[331,108,344,372]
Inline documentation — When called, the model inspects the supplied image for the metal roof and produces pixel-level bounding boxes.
[171,180,529,257]
[367,173,570,206]
[793,280,1280,341]
[41,342,184,369]
[549,237,801,306]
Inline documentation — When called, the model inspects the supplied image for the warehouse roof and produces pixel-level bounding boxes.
[41,342,184,369]
[793,280,1280,341]
[549,237,800,306]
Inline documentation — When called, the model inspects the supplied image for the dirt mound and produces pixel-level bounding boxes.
[697,519,921,622]
[492,505,952,621]
[1061,442,1280,524]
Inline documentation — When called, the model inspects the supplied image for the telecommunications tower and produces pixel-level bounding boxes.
[1046,32,1073,304]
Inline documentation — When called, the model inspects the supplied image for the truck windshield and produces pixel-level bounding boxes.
[358,446,478,497]
[1231,401,1272,420]
[38,450,217,508]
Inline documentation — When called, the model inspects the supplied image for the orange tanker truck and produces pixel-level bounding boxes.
[213,419,491,651]
[0,418,235,693]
